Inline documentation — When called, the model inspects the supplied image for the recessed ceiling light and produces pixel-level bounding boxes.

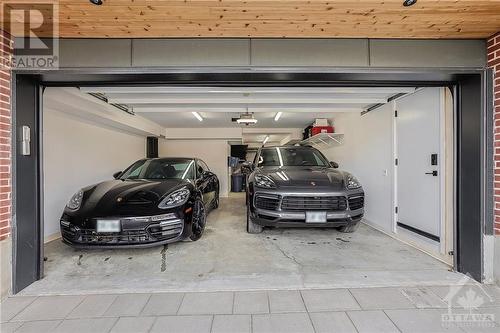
[192,112,203,121]
[274,112,283,122]
[263,135,270,145]
[89,0,103,5]
[403,0,417,6]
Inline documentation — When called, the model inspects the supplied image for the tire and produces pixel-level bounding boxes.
[190,199,206,241]
[338,221,360,233]
[246,208,263,234]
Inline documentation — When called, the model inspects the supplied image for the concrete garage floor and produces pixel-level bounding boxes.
[20,194,466,296]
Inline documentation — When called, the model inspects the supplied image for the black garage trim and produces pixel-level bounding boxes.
[397,222,440,243]
[12,69,488,293]
[361,92,410,115]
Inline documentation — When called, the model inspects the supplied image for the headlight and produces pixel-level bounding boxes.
[67,190,84,210]
[254,174,276,188]
[346,174,362,189]
[158,188,190,209]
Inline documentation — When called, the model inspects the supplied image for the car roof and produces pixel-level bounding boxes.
[146,157,194,160]
[144,157,210,165]
[260,145,313,150]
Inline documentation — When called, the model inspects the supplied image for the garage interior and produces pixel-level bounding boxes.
[20,84,463,295]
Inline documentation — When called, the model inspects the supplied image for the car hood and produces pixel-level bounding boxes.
[71,179,190,217]
[258,166,348,190]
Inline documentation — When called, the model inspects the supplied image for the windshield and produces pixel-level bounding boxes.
[119,159,196,180]
[258,147,329,167]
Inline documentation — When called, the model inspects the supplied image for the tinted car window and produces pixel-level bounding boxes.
[258,147,329,167]
[120,159,196,180]
[259,149,280,166]
[122,160,145,179]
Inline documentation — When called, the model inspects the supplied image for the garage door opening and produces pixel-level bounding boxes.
[17,84,465,295]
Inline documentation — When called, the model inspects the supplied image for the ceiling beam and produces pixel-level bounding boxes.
[79,87,416,95]
[108,97,387,105]
[131,106,364,113]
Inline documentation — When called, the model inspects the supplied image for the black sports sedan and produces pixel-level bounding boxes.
[60,157,219,248]
[246,146,364,234]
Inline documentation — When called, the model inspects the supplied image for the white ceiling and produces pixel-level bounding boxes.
[79,86,416,129]
[141,111,362,128]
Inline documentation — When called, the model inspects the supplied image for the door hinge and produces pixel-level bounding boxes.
[394,110,398,117]
[395,206,398,214]
[395,158,398,166]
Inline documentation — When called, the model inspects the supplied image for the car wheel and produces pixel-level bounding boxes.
[190,199,206,241]
[338,221,360,233]
[246,208,263,234]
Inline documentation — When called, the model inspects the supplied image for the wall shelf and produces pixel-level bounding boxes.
[300,133,344,147]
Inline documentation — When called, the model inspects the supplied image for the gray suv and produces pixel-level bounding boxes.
[245,146,364,234]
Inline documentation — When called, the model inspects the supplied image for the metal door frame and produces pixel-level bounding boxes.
[11,67,491,293]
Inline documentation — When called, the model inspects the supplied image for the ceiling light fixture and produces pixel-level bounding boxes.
[89,0,103,5]
[236,112,258,125]
[403,0,417,6]
[274,112,283,122]
[263,135,270,145]
[192,112,203,121]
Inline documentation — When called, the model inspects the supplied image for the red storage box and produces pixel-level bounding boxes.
[311,126,334,135]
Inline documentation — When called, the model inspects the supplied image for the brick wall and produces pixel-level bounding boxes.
[489,32,500,236]
[0,30,12,242]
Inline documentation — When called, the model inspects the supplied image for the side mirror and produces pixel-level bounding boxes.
[113,171,122,179]
[202,170,212,178]
[329,161,339,169]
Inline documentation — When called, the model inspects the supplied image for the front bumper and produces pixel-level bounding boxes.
[252,208,364,227]
[60,212,188,248]
[250,189,364,227]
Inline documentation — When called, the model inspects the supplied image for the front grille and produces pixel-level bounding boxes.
[61,219,183,245]
[79,229,152,244]
[148,220,184,239]
[281,196,347,211]
[348,195,365,210]
[255,194,280,211]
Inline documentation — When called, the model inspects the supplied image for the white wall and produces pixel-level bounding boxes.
[246,151,257,163]
[45,88,165,137]
[159,139,230,197]
[43,108,146,241]
[322,88,454,264]
[322,104,394,231]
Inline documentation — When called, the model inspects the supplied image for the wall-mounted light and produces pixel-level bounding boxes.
[192,112,203,121]
[263,135,270,145]
[403,0,417,6]
[274,112,283,122]
[89,0,103,5]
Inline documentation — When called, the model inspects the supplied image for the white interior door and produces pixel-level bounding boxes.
[396,89,442,243]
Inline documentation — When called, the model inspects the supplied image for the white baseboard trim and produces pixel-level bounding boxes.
[44,232,61,244]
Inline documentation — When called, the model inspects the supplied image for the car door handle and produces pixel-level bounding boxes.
[425,171,438,176]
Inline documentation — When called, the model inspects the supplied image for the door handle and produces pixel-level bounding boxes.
[425,171,438,176]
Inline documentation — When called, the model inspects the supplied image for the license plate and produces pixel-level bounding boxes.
[305,211,327,223]
[96,220,121,233]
